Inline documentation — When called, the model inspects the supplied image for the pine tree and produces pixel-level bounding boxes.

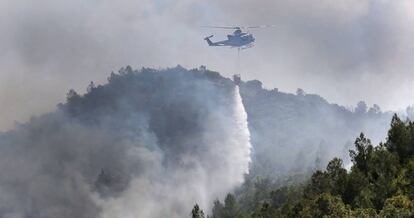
[191,204,205,218]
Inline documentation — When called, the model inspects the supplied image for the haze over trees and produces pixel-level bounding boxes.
[0,66,398,217]
[239,77,391,180]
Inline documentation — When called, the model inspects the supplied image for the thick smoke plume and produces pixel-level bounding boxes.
[0,66,394,217]
[97,81,252,218]
[0,67,251,218]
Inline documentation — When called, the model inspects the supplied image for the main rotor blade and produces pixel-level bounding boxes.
[200,25,276,29]
[243,25,276,29]
[200,26,240,29]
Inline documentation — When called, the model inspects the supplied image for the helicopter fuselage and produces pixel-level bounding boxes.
[202,25,274,49]
[204,32,255,48]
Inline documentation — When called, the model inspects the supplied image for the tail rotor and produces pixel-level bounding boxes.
[204,35,214,46]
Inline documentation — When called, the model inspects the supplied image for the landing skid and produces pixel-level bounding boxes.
[230,44,255,50]
[241,44,254,50]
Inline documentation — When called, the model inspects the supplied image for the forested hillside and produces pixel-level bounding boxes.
[66,65,394,183]
[0,66,398,217]
[0,66,243,217]
[193,114,414,217]
[239,78,391,179]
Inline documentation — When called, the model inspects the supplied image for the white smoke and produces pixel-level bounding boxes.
[96,85,252,218]
[0,67,257,218]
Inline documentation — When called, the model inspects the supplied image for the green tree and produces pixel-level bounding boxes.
[288,198,313,218]
[253,177,272,207]
[211,200,224,218]
[270,187,288,209]
[303,170,331,199]
[344,169,369,206]
[402,159,414,198]
[350,133,374,175]
[312,193,350,218]
[352,187,375,209]
[386,114,413,163]
[326,158,347,197]
[367,145,400,209]
[220,194,247,218]
[223,194,238,216]
[379,195,414,218]
[292,193,350,218]
[251,202,278,218]
[351,208,377,218]
[191,204,205,218]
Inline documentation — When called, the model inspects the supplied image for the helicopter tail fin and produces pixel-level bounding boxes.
[204,35,214,46]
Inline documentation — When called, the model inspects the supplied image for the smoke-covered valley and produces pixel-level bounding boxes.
[0,66,392,217]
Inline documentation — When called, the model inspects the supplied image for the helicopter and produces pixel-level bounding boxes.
[202,25,275,49]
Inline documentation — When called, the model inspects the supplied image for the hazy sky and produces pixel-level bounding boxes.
[1,0,414,130]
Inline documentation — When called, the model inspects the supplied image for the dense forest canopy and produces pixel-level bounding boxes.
[196,114,414,217]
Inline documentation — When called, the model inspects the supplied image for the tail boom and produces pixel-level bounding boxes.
[204,35,216,46]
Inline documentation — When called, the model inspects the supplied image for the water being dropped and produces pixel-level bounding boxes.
[232,85,252,176]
